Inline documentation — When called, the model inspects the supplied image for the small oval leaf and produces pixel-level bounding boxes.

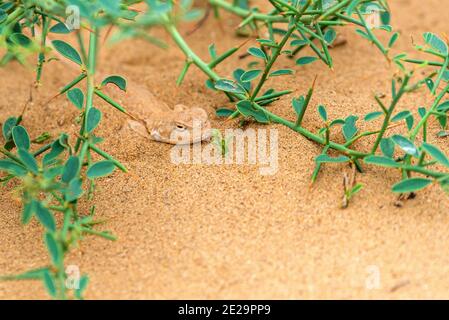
[392,178,433,193]
[51,40,82,65]
[62,156,80,183]
[296,56,318,65]
[87,161,116,179]
[364,155,400,168]
[247,47,267,60]
[240,69,262,82]
[18,149,39,174]
[67,88,84,110]
[12,126,30,150]
[86,107,102,133]
[101,75,127,91]
[49,22,71,34]
[391,135,419,158]
[35,202,56,232]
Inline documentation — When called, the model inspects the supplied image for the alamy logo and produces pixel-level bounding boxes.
[65,265,81,290]
[65,5,80,30]
[365,265,381,290]
[364,4,383,29]
[170,120,279,176]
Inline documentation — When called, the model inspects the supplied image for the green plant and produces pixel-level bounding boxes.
[0,0,198,299]
[159,0,449,196]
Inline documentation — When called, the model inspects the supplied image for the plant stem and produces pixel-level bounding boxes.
[252,102,367,158]
[209,0,294,23]
[164,21,220,81]
[371,75,410,154]
[250,19,298,100]
[411,83,449,140]
[251,1,311,100]
[83,28,98,135]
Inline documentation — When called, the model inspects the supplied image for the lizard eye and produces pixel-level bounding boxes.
[176,124,186,131]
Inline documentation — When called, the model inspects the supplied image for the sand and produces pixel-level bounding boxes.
[1,0,449,299]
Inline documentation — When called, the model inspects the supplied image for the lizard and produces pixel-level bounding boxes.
[126,103,212,145]
[104,82,212,145]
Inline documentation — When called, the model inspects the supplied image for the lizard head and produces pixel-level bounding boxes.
[128,104,212,145]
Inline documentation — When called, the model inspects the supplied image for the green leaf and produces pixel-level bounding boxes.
[18,149,39,174]
[66,178,83,202]
[291,39,308,47]
[391,110,412,122]
[418,107,427,118]
[10,33,32,47]
[45,233,61,266]
[49,22,71,34]
[87,161,116,179]
[208,43,217,59]
[236,100,269,123]
[240,69,262,82]
[257,38,276,46]
[0,159,27,176]
[270,69,294,77]
[62,156,80,183]
[216,108,234,118]
[0,267,49,281]
[2,116,19,141]
[425,78,434,92]
[392,178,433,193]
[67,88,84,110]
[22,201,35,225]
[391,135,419,157]
[51,40,82,65]
[101,75,127,91]
[364,111,383,121]
[214,79,245,94]
[364,155,400,168]
[247,47,267,60]
[406,115,414,131]
[324,29,337,45]
[296,56,318,65]
[423,32,448,56]
[12,125,30,150]
[437,101,449,112]
[233,68,251,92]
[315,155,350,163]
[342,116,358,141]
[422,142,449,168]
[349,183,363,197]
[43,270,57,298]
[35,202,56,232]
[388,32,399,48]
[292,96,305,116]
[380,138,395,158]
[43,139,65,166]
[318,105,328,122]
[75,275,89,300]
[86,107,102,133]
